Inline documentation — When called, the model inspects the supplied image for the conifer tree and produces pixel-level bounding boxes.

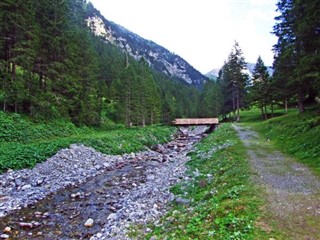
[273,0,320,112]
[251,56,272,119]
[218,42,249,121]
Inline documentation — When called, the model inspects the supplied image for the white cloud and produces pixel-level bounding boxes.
[89,0,278,73]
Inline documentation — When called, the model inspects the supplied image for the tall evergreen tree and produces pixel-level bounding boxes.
[273,0,320,112]
[251,56,272,119]
[218,42,249,121]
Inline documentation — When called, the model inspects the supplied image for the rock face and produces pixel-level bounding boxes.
[86,6,207,87]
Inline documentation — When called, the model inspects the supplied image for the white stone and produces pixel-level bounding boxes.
[84,218,94,227]
[3,227,11,233]
[107,213,117,221]
[21,184,32,190]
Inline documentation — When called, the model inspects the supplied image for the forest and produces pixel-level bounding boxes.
[0,0,319,127]
[0,0,222,127]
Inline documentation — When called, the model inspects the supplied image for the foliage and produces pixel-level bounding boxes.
[249,56,274,119]
[273,0,320,113]
[0,111,174,173]
[217,42,249,121]
[0,0,224,126]
[145,124,261,239]
[199,81,223,117]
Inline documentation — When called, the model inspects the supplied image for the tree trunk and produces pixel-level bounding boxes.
[232,90,236,121]
[12,63,17,113]
[284,98,288,114]
[298,89,305,113]
[261,107,264,119]
[142,117,146,127]
[264,105,267,120]
[14,102,18,113]
[236,88,240,122]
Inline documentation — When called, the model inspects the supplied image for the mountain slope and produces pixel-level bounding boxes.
[86,4,207,86]
[206,63,273,80]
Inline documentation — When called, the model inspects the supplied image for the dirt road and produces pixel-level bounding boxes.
[233,124,320,240]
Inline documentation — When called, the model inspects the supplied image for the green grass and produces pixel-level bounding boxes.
[240,106,320,175]
[0,111,174,173]
[142,124,262,239]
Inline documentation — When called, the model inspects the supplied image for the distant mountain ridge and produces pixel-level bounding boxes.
[86,5,207,86]
[206,63,273,80]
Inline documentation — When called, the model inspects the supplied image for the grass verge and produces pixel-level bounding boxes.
[142,124,261,239]
[240,107,320,176]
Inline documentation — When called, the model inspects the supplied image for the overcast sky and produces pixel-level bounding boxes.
[89,0,278,74]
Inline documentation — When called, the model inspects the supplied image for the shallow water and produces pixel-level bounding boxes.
[0,162,148,239]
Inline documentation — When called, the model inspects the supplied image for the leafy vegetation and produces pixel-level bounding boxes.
[144,124,261,239]
[0,111,173,173]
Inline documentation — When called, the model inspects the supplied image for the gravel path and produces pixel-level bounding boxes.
[233,124,320,239]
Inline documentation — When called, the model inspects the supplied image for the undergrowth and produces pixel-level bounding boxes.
[144,124,261,239]
[0,111,173,173]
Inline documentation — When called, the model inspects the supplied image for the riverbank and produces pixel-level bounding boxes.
[0,111,173,173]
[0,127,207,239]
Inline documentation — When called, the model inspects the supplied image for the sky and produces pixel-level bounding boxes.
[89,0,278,74]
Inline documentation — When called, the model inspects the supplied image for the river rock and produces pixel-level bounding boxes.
[15,178,22,186]
[174,197,190,205]
[21,184,32,191]
[84,218,94,227]
[19,222,33,228]
[3,227,11,233]
[0,234,9,239]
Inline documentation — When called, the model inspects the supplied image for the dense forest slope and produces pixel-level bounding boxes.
[0,0,219,127]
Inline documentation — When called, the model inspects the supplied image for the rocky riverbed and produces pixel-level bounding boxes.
[0,127,208,239]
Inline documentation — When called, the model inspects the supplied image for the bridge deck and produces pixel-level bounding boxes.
[173,118,219,126]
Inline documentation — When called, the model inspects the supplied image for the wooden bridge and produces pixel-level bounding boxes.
[172,118,219,133]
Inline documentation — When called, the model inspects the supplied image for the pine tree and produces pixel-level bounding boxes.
[273,0,320,112]
[218,42,249,121]
[251,56,272,119]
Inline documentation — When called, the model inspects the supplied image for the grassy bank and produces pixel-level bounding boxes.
[0,111,174,173]
[143,124,261,239]
[240,107,320,175]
